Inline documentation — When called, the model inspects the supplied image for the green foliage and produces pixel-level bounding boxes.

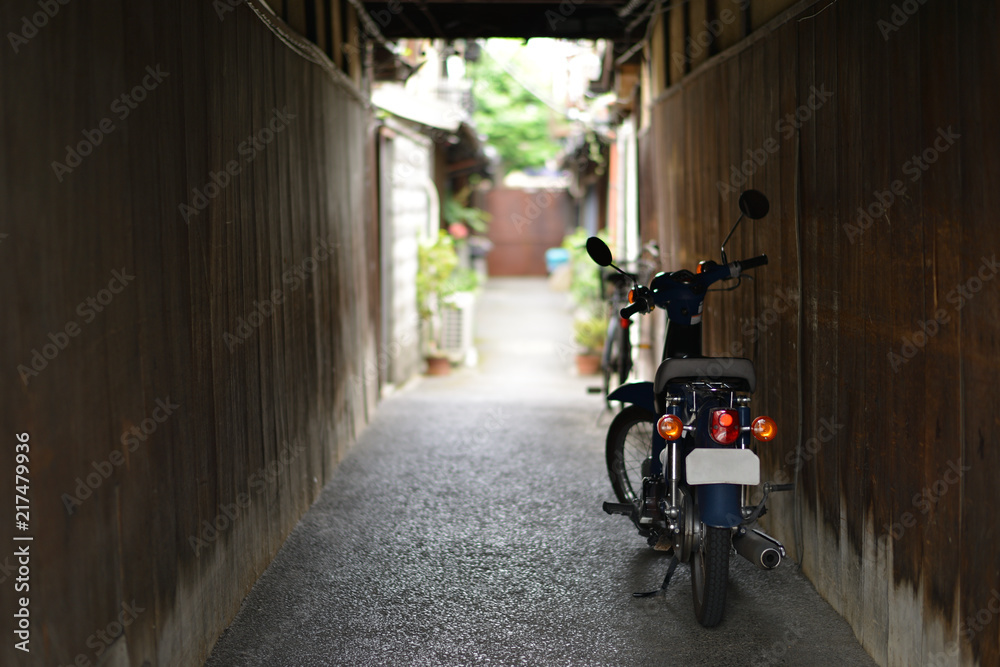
[573,316,607,354]
[417,231,459,321]
[443,186,492,233]
[562,227,607,317]
[445,267,481,294]
[468,49,565,173]
[418,231,482,324]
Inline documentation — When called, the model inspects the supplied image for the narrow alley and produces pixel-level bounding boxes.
[205,279,875,666]
[5,2,999,665]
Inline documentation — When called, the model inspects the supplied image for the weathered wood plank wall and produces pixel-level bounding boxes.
[0,0,375,664]
[485,188,573,276]
[647,1,1000,664]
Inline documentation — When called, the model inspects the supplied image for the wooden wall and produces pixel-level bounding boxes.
[0,0,376,664]
[646,1,1000,664]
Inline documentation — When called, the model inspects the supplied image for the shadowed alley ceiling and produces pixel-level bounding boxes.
[361,0,653,42]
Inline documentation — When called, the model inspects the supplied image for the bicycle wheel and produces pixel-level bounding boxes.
[617,323,632,385]
[602,322,620,405]
[605,405,656,505]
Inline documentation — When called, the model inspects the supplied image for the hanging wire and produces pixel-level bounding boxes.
[479,44,574,119]
[797,0,840,22]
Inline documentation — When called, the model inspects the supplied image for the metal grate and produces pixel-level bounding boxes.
[437,292,475,362]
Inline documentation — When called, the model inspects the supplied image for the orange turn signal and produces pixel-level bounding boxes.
[751,416,777,442]
[628,289,635,304]
[657,414,684,441]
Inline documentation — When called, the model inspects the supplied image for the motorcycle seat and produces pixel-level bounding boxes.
[654,357,756,394]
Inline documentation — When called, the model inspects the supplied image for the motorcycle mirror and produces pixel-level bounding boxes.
[738,190,770,220]
[586,237,613,267]
[721,190,770,265]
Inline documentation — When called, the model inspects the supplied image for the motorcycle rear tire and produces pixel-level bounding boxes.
[605,405,655,506]
[691,525,730,627]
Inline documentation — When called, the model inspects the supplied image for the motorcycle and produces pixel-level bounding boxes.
[586,190,792,627]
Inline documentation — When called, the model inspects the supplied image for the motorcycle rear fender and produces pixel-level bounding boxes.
[606,381,656,415]
[696,483,744,528]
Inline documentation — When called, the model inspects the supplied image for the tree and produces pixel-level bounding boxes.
[468,45,566,174]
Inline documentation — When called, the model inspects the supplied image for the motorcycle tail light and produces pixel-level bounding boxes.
[710,408,740,445]
[657,414,684,441]
[751,416,777,441]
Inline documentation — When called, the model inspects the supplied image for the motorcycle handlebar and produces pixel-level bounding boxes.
[735,254,768,272]
[620,300,646,319]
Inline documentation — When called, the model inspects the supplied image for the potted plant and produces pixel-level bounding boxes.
[561,228,611,376]
[417,231,459,375]
[573,316,606,375]
[443,185,492,237]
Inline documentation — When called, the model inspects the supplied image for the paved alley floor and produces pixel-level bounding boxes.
[206,278,876,667]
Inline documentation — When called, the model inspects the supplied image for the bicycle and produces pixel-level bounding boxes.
[599,241,659,406]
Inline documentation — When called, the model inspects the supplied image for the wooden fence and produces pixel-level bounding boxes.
[0,0,376,664]
[645,1,1000,664]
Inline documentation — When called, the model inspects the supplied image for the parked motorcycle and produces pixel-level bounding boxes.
[587,190,792,627]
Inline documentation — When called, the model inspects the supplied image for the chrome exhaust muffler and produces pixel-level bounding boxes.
[733,528,785,569]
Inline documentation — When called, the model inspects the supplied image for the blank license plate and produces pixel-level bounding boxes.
[685,448,760,486]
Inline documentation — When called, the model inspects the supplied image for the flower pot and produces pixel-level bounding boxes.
[575,353,601,375]
[425,355,452,376]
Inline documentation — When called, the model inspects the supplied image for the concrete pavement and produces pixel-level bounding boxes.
[206,277,876,667]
